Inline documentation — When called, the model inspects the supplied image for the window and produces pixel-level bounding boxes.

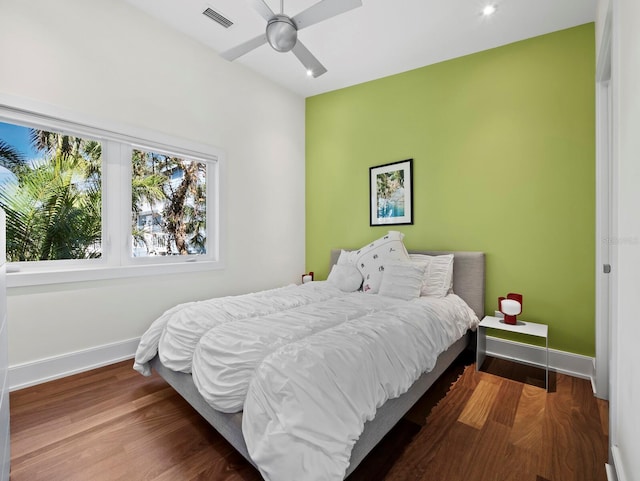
[0,104,223,287]
[0,123,103,262]
[131,149,207,258]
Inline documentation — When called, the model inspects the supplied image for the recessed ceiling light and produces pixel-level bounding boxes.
[482,4,497,16]
[306,69,314,77]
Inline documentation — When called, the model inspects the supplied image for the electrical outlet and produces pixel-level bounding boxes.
[494,310,504,319]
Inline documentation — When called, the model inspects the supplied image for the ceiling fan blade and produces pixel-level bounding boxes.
[292,0,362,30]
[248,0,276,22]
[220,33,268,61]
[291,41,327,78]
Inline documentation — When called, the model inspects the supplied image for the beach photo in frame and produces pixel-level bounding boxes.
[370,159,413,226]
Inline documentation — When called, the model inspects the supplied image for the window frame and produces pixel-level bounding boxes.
[124,142,217,266]
[0,98,225,288]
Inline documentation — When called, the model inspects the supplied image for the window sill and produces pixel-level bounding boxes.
[7,260,224,288]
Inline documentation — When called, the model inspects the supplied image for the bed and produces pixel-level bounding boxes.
[137,248,485,480]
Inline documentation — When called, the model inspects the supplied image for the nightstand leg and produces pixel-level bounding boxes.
[476,326,486,371]
[545,336,549,391]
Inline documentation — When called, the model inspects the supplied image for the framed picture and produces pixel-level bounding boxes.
[370,159,413,226]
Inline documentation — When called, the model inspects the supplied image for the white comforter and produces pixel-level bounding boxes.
[134,282,344,376]
[134,282,478,481]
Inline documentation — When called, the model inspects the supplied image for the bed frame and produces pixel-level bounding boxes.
[149,250,485,478]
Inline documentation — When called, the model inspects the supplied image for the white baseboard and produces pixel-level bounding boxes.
[610,446,627,481]
[485,335,595,382]
[606,463,619,481]
[9,337,140,391]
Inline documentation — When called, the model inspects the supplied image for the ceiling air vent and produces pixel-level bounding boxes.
[202,7,233,28]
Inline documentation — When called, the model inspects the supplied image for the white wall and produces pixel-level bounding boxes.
[0,0,305,373]
[606,0,640,478]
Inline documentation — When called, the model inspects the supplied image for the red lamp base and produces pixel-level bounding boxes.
[503,314,518,325]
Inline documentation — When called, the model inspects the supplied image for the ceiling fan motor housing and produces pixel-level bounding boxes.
[266,14,298,52]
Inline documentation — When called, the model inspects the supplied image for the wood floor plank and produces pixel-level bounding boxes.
[539,373,608,481]
[509,384,546,450]
[347,419,421,481]
[10,369,159,432]
[462,419,511,481]
[11,385,175,459]
[11,392,189,480]
[457,378,501,429]
[417,421,480,481]
[493,443,540,481]
[413,379,476,453]
[488,379,523,427]
[382,383,477,481]
[10,356,608,481]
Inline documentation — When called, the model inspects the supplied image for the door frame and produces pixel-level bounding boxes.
[595,5,613,401]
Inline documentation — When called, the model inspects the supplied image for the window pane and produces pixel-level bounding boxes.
[131,149,207,257]
[0,121,102,262]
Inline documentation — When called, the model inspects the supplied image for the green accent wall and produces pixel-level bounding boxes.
[305,24,595,356]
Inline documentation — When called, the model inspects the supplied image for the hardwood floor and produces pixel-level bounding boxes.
[10,353,608,481]
[379,356,609,481]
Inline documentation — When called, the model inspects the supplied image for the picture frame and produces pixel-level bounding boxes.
[370,159,413,226]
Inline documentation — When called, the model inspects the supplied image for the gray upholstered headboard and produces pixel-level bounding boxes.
[329,249,486,319]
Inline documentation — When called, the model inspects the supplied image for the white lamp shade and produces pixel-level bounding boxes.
[501,299,521,316]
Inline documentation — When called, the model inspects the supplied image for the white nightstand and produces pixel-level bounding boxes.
[476,315,549,390]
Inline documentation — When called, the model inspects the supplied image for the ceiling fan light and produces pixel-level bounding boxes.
[266,15,298,52]
[482,4,497,16]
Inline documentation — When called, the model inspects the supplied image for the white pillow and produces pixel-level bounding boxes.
[327,264,363,292]
[378,261,426,301]
[409,253,454,298]
[337,249,357,266]
[353,231,410,294]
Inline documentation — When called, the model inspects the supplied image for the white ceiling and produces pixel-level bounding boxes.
[122,0,596,98]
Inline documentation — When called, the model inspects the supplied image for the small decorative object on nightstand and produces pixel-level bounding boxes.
[301,272,314,284]
[498,292,523,325]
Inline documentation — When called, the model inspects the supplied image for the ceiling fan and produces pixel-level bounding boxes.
[220,0,363,78]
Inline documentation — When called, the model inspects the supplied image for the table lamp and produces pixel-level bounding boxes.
[498,293,523,325]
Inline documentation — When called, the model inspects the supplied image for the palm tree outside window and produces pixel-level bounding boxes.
[0,121,211,264]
